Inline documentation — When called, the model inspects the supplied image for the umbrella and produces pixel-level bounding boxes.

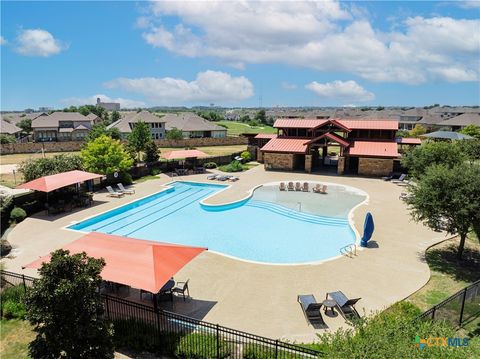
[360,212,375,247]
[162,150,209,160]
[421,131,474,140]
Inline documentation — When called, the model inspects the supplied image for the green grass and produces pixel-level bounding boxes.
[0,319,34,359]
[217,121,276,136]
[134,175,161,183]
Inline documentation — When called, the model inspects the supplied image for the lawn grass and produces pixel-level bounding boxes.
[0,172,23,188]
[158,144,247,157]
[406,234,480,311]
[0,319,34,359]
[0,151,80,165]
[217,121,276,136]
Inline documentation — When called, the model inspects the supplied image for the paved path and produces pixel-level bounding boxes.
[2,167,447,342]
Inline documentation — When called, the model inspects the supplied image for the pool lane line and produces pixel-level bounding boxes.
[108,188,207,235]
[91,187,193,231]
[123,189,215,237]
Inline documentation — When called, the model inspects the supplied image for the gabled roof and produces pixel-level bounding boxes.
[348,141,399,158]
[260,138,308,153]
[31,112,91,128]
[254,133,277,139]
[437,113,480,127]
[162,113,227,132]
[274,118,327,129]
[274,118,398,131]
[396,137,421,145]
[337,119,398,130]
[122,111,165,124]
[305,132,350,147]
[0,119,22,134]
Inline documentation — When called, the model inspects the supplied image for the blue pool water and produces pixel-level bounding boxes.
[69,181,366,264]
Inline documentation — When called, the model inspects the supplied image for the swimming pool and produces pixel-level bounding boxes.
[69,181,367,264]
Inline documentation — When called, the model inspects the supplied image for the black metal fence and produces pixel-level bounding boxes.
[0,270,322,358]
[417,279,480,327]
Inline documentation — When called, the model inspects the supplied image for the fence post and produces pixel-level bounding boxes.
[459,288,468,326]
[216,324,220,359]
[275,339,279,359]
[105,295,110,319]
[431,306,436,320]
[22,274,27,294]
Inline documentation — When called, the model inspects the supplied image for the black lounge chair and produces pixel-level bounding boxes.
[326,291,361,320]
[298,294,325,325]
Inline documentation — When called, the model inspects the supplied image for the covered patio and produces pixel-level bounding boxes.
[162,149,209,176]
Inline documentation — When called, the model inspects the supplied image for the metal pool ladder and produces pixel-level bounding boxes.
[340,243,357,257]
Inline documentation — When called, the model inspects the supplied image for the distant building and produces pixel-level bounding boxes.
[162,113,227,138]
[31,112,101,142]
[38,107,53,112]
[437,113,480,131]
[96,97,120,111]
[107,111,166,140]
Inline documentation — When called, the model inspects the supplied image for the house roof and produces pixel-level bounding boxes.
[347,141,399,158]
[0,119,22,134]
[274,118,398,130]
[162,113,227,132]
[74,124,89,130]
[396,137,422,145]
[17,170,103,192]
[421,131,474,140]
[305,132,350,147]
[254,133,277,139]
[107,111,165,133]
[437,113,480,127]
[337,119,399,130]
[274,118,327,128]
[260,138,308,153]
[86,113,101,122]
[31,112,91,128]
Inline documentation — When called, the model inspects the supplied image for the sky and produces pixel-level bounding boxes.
[1,0,479,110]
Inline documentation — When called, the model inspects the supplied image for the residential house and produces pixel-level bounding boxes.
[258,118,399,176]
[398,108,427,130]
[0,119,22,138]
[162,113,227,138]
[437,113,480,131]
[31,112,101,142]
[107,111,166,140]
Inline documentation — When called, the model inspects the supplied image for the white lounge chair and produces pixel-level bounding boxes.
[106,186,124,198]
[117,183,135,195]
[279,182,286,191]
[313,184,322,193]
[391,174,407,184]
[320,185,328,194]
[302,182,309,192]
[287,182,295,191]
[295,182,302,191]
[207,174,218,180]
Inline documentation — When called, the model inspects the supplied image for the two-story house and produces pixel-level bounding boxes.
[107,111,166,140]
[31,112,101,142]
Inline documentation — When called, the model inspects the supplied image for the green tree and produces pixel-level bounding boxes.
[78,105,91,116]
[254,109,267,124]
[26,249,114,359]
[240,115,251,123]
[459,124,480,140]
[406,163,480,259]
[166,127,183,140]
[111,110,120,123]
[81,135,133,175]
[127,121,151,161]
[144,140,160,162]
[0,134,16,144]
[395,130,410,138]
[17,118,32,133]
[18,154,83,182]
[409,124,427,137]
[456,139,480,164]
[401,141,465,179]
[85,123,122,142]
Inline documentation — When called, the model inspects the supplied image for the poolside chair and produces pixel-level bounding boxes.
[207,174,218,180]
[312,184,322,193]
[279,182,286,191]
[287,182,295,191]
[298,294,325,325]
[117,183,135,195]
[228,176,239,182]
[172,279,190,301]
[295,182,302,191]
[302,182,309,192]
[320,185,328,194]
[391,174,407,184]
[326,291,361,321]
[106,186,124,198]
[216,175,229,181]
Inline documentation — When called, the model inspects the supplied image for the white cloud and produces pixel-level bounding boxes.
[305,80,375,102]
[281,82,297,90]
[15,29,66,57]
[0,36,7,45]
[140,1,479,84]
[457,1,480,9]
[104,70,254,105]
[61,94,146,109]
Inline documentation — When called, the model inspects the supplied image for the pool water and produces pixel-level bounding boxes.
[70,181,366,264]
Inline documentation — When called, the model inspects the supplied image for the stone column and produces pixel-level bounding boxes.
[305,155,312,173]
[337,156,345,175]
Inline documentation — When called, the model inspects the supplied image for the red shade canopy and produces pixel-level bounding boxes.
[24,232,207,293]
[162,150,209,160]
[17,170,103,193]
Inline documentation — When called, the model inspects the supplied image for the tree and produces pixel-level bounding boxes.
[18,118,32,133]
[409,124,427,137]
[456,139,480,164]
[395,130,410,138]
[239,115,251,123]
[81,135,133,175]
[254,109,267,124]
[25,249,114,358]
[144,140,159,163]
[111,110,120,123]
[406,163,480,259]
[459,124,480,140]
[166,127,183,140]
[0,134,16,144]
[18,154,83,182]
[85,123,122,142]
[401,141,465,179]
[127,121,151,161]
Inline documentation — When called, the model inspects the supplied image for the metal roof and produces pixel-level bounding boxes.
[260,138,308,153]
[421,131,474,140]
[396,137,422,145]
[348,141,399,158]
[254,133,277,139]
[337,119,399,130]
[304,132,350,147]
[273,118,327,128]
[274,118,399,130]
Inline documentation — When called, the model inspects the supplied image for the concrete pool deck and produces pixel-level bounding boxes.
[2,165,448,342]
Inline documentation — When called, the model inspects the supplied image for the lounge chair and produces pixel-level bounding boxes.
[313,184,322,193]
[216,175,229,181]
[106,186,124,198]
[381,173,393,181]
[117,183,135,195]
[287,182,295,191]
[279,182,286,191]
[172,279,190,301]
[391,174,407,184]
[298,294,325,325]
[302,182,309,192]
[207,174,218,180]
[295,182,302,191]
[228,176,239,182]
[326,291,361,320]
[320,185,327,194]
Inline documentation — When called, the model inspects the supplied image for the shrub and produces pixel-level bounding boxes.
[150,168,161,176]
[144,141,160,163]
[1,284,26,303]
[0,134,16,144]
[10,207,27,223]
[18,154,83,182]
[0,239,12,256]
[223,160,243,172]
[240,151,252,162]
[203,162,217,169]
[2,300,27,319]
[175,333,231,359]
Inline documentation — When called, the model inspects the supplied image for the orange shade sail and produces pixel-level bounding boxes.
[162,150,209,160]
[17,170,103,193]
[24,232,207,293]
